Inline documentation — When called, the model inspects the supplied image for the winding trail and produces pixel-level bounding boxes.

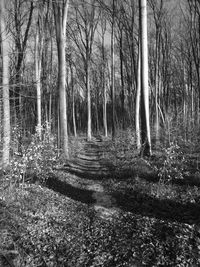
[53,137,121,220]
[48,137,200,225]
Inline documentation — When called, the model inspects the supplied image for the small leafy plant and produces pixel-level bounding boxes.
[9,122,58,185]
[156,142,186,197]
[158,142,185,182]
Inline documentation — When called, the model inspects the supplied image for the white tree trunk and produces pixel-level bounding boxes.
[53,0,70,158]
[111,0,115,139]
[1,0,11,167]
[35,24,43,138]
[101,17,108,138]
[135,42,141,150]
[70,64,77,137]
[103,80,108,138]
[139,0,151,156]
[87,66,92,140]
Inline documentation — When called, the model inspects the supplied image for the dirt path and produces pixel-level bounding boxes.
[48,170,120,221]
[90,184,120,221]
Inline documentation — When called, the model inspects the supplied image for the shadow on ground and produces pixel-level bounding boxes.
[46,174,200,225]
[46,174,96,205]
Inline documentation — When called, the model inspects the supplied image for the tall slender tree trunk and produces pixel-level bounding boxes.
[48,34,53,127]
[86,61,92,140]
[103,80,108,137]
[135,42,141,150]
[101,18,108,137]
[155,30,161,144]
[53,0,69,158]
[95,86,99,134]
[139,0,151,156]
[70,63,77,137]
[72,89,77,137]
[35,22,43,139]
[1,0,11,167]
[58,38,69,156]
[14,1,33,126]
[120,31,125,129]
[111,0,115,139]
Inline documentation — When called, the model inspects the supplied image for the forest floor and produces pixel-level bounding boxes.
[1,136,200,266]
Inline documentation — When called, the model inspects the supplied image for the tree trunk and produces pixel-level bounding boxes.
[53,0,69,158]
[49,92,52,125]
[95,87,99,134]
[70,63,77,137]
[119,31,125,129]
[111,0,115,139]
[35,23,43,138]
[103,80,108,137]
[101,17,108,137]
[86,61,92,140]
[135,42,141,150]
[139,0,151,156]
[58,38,69,157]
[1,0,11,167]
[14,1,34,124]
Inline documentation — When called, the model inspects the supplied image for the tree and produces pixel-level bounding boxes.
[35,0,52,138]
[111,0,116,139]
[100,12,108,137]
[53,0,70,158]
[35,3,44,139]
[135,42,141,150]
[120,0,138,123]
[186,0,200,125]
[139,0,151,156]
[1,0,11,167]
[69,57,77,137]
[11,0,34,124]
[68,0,100,140]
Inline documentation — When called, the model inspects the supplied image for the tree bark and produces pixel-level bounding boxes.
[70,62,77,137]
[14,0,34,122]
[101,14,108,137]
[35,17,43,139]
[86,62,92,140]
[119,30,125,129]
[1,0,11,167]
[53,0,69,158]
[139,0,151,156]
[111,0,115,139]
[135,42,141,150]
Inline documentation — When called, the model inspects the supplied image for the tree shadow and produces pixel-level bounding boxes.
[46,174,200,225]
[113,190,200,224]
[46,175,95,204]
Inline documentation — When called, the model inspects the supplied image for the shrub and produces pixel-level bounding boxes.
[9,122,58,185]
[157,142,186,183]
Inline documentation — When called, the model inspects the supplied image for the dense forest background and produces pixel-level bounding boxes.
[1,0,199,164]
[2,1,200,266]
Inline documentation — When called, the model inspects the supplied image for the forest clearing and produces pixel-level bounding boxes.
[1,0,200,266]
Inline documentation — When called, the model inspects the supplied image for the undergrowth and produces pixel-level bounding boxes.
[8,122,59,186]
[1,127,200,266]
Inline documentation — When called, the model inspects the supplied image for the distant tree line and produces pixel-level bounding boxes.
[0,0,199,166]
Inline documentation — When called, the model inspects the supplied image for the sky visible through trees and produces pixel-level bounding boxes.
[2,1,200,266]
[0,0,199,160]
